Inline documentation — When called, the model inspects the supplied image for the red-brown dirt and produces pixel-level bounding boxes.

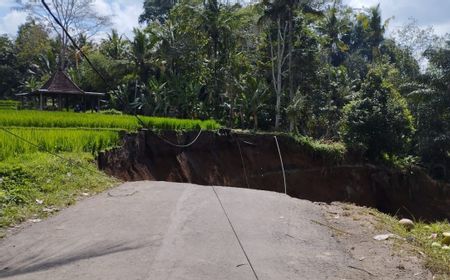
[98,130,450,221]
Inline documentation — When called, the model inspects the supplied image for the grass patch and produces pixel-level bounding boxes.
[291,134,347,161]
[372,210,450,279]
[0,152,119,234]
[232,129,346,162]
[0,128,121,160]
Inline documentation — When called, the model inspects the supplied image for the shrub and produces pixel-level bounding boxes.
[341,63,414,160]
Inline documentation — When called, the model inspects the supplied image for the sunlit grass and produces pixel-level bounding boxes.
[0,128,121,160]
[0,110,221,131]
[143,117,220,130]
[0,153,119,232]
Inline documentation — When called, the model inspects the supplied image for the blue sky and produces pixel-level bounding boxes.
[0,0,449,39]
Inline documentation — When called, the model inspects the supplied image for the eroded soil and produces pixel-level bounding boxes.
[320,202,434,280]
[99,130,450,221]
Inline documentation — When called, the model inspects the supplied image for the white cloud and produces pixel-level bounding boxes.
[0,0,142,39]
[343,0,450,36]
[93,0,114,17]
[110,1,142,38]
[93,0,143,40]
[0,10,27,37]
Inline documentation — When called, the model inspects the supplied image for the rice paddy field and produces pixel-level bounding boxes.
[0,100,19,110]
[0,109,221,160]
[0,110,220,131]
[0,128,121,160]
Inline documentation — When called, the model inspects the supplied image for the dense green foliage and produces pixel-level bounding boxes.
[2,0,450,180]
[341,63,414,160]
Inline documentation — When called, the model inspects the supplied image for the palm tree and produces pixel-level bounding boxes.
[101,29,128,60]
[368,4,385,61]
[131,28,153,83]
[319,1,351,66]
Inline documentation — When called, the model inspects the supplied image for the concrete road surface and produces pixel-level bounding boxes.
[0,181,368,280]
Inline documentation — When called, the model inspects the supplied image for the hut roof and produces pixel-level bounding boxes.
[30,70,105,97]
[39,70,84,95]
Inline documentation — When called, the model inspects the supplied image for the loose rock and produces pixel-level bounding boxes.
[373,233,396,241]
[399,219,414,231]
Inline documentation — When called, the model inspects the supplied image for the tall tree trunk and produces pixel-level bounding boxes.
[60,27,65,70]
[271,17,287,130]
[253,111,258,130]
[288,8,295,132]
[275,19,282,129]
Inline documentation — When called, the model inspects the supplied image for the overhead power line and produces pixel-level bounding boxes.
[40,0,149,127]
[40,0,108,84]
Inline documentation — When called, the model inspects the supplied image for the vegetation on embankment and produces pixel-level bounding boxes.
[237,130,347,163]
[0,153,119,237]
[373,210,450,279]
[291,134,347,162]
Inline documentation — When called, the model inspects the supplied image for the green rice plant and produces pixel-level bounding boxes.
[0,128,121,160]
[0,100,19,110]
[0,110,221,131]
[143,117,221,131]
[0,110,140,130]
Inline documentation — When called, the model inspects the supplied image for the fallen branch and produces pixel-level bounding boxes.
[107,191,138,197]
[348,265,375,276]
[310,219,351,235]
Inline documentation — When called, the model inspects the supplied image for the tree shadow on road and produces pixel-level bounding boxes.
[0,240,147,278]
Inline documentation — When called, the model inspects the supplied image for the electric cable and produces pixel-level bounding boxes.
[153,129,203,148]
[41,0,108,84]
[0,127,99,174]
[233,134,250,189]
[41,0,148,130]
[274,136,287,195]
[211,186,259,280]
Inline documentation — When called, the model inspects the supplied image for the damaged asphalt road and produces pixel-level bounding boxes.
[0,181,422,279]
